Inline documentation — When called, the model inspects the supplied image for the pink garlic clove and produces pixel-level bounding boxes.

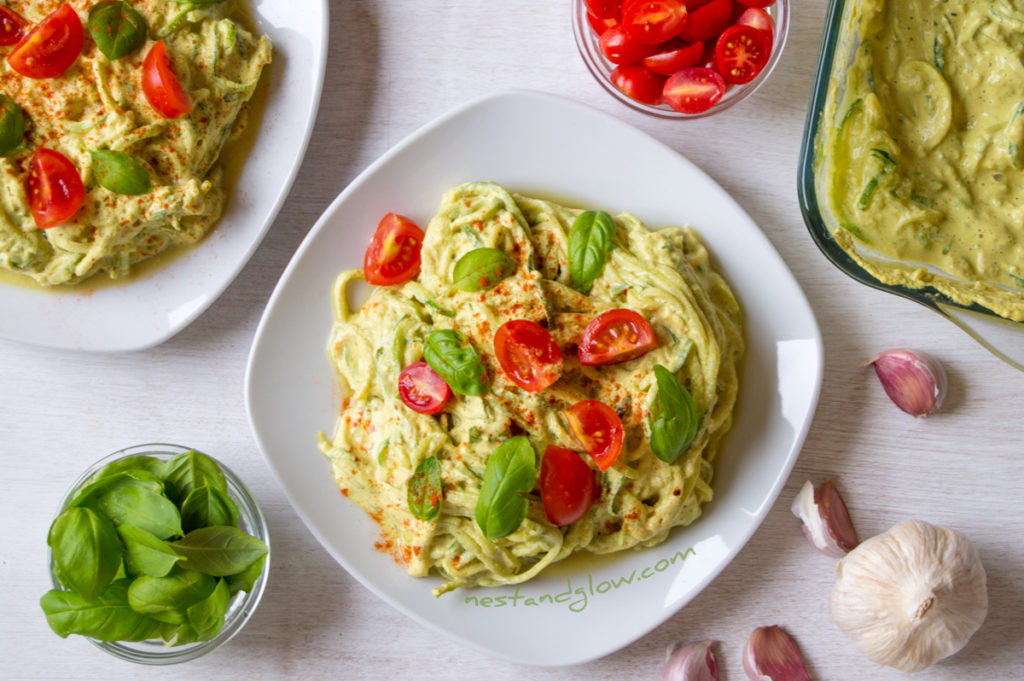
[662,640,719,681]
[743,625,812,681]
[791,479,859,558]
[862,349,947,417]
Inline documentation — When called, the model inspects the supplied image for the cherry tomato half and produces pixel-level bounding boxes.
[642,40,704,76]
[493,319,563,393]
[586,11,618,36]
[678,0,732,43]
[0,6,28,46]
[736,7,774,42]
[363,213,425,286]
[663,66,726,114]
[715,23,771,84]
[584,0,623,20]
[599,24,656,65]
[735,0,775,8]
[6,4,83,79]
[26,148,84,229]
[578,309,658,366]
[398,362,451,415]
[622,0,688,45]
[141,40,192,119]
[540,445,597,526]
[566,400,625,471]
[610,65,666,106]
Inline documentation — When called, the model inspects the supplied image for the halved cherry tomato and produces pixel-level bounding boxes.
[622,0,688,45]
[363,213,425,285]
[6,4,83,79]
[141,40,192,119]
[599,24,656,65]
[586,12,618,36]
[578,309,658,366]
[584,0,622,20]
[493,319,563,393]
[540,445,597,526]
[664,66,726,113]
[566,400,624,471]
[0,6,28,46]
[715,24,771,84]
[735,0,775,7]
[610,65,666,106]
[642,40,703,76]
[736,7,774,42]
[398,362,451,415]
[26,148,84,229]
[678,0,732,43]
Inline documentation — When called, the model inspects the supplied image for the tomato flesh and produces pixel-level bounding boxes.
[566,400,625,471]
[6,4,83,79]
[398,362,451,415]
[610,65,666,106]
[584,0,623,20]
[586,12,618,36]
[663,66,726,113]
[493,319,563,393]
[363,213,425,286]
[540,445,597,526]
[678,0,732,43]
[578,309,658,366]
[599,24,656,65]
[622,0,688,45]
[736,7,774,42]
[0,6,28,46]
[642,40,704,76]
[715,24,770,84]
[26,148,84,229]
[141,40,192,119]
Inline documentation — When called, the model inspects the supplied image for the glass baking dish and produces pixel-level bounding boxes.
[797,0,1024,372]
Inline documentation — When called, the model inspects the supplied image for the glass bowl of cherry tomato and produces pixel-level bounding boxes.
[573,0,789,118]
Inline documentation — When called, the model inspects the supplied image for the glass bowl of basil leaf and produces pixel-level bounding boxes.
[41,444,270,664]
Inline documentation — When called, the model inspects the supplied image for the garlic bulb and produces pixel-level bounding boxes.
[830,520,987,672]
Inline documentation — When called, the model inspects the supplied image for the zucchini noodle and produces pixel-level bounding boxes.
[319,182,744,595]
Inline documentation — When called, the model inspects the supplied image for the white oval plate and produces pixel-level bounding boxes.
[245,91,823,666]
[0,0,328,352]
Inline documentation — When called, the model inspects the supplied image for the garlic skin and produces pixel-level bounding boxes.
[662,640,719,681]
[863,349,947,417]
[791,479,859,557]
[830,520,987,672]
[742,625,812,681]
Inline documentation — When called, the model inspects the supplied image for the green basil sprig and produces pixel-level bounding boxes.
[170,526,268,576]
[48,507,122,601]
[423,329,489,396]
[91,150,152,196]
[180,486,238,532]
[0,94,26,157]
[568,210,615,293]
[451,247,517,292]
[117,525,182,578]
[127,570,217,624]
[162,449,227,505]
[41,579,161,642]
[88,1,147,61]
[408,455,443,521]
[475,436,537,541]
[648,365,699,464]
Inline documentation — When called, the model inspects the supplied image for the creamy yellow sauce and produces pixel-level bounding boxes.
[820,0,1024,321]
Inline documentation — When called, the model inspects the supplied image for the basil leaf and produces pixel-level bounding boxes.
[159,621,203,645]
[40,579,160,641]
[180,486,238,532]
[408,456,443,521]
[92,479,182,539]
[170,526,268,576]
[161,450,227,505]
[568,210,615,293]
[451,247,517,292]
[0,94,26,156]
[88,1,147,61]
[186,578,230,640]
[48,507,122,601]
[648,365,699,464]
[127,569,217,624]
[68,468,164,509]
[90,150,152,196]
[475,436,537,541]
[423,329,489,396]
[117,525,182,578]
[225,553,266,595]
[83,456,167,486]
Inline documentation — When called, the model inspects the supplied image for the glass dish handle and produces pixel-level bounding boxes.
[934,303,1024,372]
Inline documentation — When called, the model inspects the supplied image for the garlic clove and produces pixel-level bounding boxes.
[790,479,859,558]
[862,349,947,417]
[662,640,719,681]
[742,626,812,681]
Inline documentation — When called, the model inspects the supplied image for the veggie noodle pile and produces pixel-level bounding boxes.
[319,181,743,594]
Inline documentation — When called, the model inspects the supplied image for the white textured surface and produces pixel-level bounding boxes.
[2,1,1022,679]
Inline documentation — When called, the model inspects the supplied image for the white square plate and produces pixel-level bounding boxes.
[245,91,823,666]
[0,0,328,352]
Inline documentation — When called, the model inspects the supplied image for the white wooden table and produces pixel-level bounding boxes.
[3,1,1022,679]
